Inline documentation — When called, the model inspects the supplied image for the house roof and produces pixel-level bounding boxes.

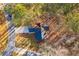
[15,26,34,34]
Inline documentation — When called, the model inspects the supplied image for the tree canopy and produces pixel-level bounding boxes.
[3,3,79,33]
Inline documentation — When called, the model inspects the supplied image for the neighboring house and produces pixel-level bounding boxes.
[15,25,49,42]
[15,26,43,42]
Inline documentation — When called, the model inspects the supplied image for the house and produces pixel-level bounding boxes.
[15,26,44,42]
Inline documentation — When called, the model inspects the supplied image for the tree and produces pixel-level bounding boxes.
[66,12,79,33]
[0,10,5,24]
[4,4,32,26]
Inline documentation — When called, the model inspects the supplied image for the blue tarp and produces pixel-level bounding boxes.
[15,26,43,42]
[28,27,42,42]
